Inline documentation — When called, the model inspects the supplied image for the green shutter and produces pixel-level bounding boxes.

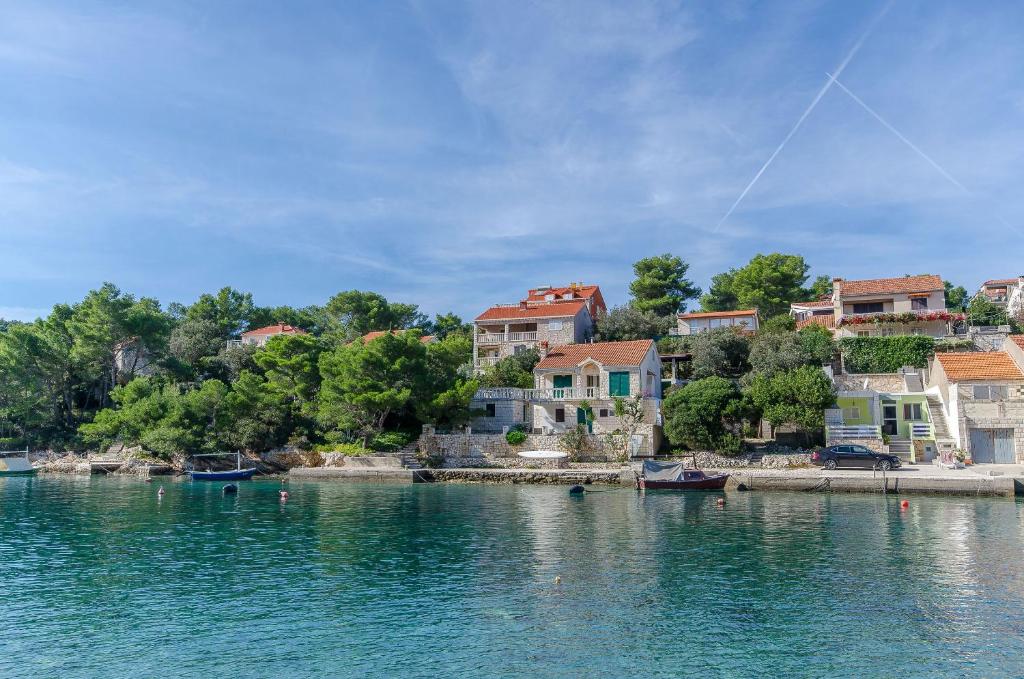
[553,375,573,388]
[609,371,630,396]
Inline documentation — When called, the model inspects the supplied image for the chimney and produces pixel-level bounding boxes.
[519,300,528,310]
[539,340,550,358]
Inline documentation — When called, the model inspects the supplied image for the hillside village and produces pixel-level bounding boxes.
[1,254,1022,469]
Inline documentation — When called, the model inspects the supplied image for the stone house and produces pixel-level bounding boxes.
[674,309,759,335]
[790,299,836,331]
[471,339,663,456]
[927,348,1024,463]
[472,287,602,372]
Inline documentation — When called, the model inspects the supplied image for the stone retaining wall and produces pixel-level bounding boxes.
[418,432,625,466]
[669,451,813,469]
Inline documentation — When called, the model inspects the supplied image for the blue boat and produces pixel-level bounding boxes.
[188,452,257,481]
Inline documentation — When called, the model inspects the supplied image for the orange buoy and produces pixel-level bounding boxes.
[900,500,909,509]
[279,490,289,501]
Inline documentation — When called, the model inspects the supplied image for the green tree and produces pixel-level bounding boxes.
[317,331,429,444]
[478,349,540,389]
[629,254,700,316]
[254,333,324,437]
[746,366,836,438]
[700,253,810,317]
[593,305,674,342]
[415,333,478,427]
[806,275,833,299]
[700,271,739,311]
[222,371,292,452]
[427,313,470,341]
[663,377,746,453]
[966,295,1008,327]
[183,287,259,339]
[689,328,750,379]
[944,281,969,311]
[747,326,835,380]
[760,314,796,333]
[324,290,425,338]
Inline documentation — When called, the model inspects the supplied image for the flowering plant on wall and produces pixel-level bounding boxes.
[837,311,965,327]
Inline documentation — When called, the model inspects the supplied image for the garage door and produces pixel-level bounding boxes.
[970,429,1015,464]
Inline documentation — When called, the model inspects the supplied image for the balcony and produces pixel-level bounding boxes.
[837,309,965,328]
[826,424,882,439]
[476,331,538,344]
[474,356,500,369]
[475,387,654,402]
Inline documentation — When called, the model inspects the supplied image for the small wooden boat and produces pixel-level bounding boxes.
[188,452,257,481]
[637,458,729,491]
[0,449,37,477]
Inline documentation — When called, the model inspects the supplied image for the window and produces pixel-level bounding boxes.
[857,331,871,337]
[599,408,609,418]
[842,406,860,421]
[709,318,721,328]
[513,344,527,354]
[609,371,631,396]
[485,404,496,418]
[545,294,555,301]
[586,375,599,388]
[973,385,1009,400]
[903,403,923,420]
[911,297,929,310]
[555,408,565,423]
[852,302,885,314]
[548,320,563,331]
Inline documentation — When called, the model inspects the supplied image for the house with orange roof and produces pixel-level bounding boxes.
[829,274,963,339]
[473,284,603,372]
[674,309,759,335]
[927,350,1024,463]
[234,323,307,348]
[975,276,1023,318]
[472,339,663,455]
[790,299,836,331]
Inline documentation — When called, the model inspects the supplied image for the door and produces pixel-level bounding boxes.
[847,445,873,468]
[553,375,572,398]
[995,429,1015,464]
[576,407,592,433]
[882,404,898,437]
[833,445,852,467]
[970,429,995,463]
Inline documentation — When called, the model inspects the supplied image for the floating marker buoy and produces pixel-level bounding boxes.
[716,497,725,506]
[157,486,165,496]
[568,485,585,495]
[554,576,562,585]
[901,500,909,509]
[279,490,289,501]
[223,483,238,494]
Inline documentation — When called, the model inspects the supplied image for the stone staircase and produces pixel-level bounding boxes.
[926,396,952,440]
[394,440,424,469]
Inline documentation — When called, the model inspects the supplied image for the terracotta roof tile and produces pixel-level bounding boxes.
[1010,336,1024,351]
[796,314,835,330]
[535,340,654,369]
[679,309,758,319]
[791,300,834,309]
[242,324,307,337]
[935,352,1024,381]
[983,278,1021,286]
[476,299,587,322]
[837,274,943,297]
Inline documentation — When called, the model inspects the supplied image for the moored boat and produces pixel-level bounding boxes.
[188,452,257,481]
[0,449,38,477]
[637,459,729,490]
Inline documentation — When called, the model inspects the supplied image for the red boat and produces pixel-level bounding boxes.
[636,458,730,490]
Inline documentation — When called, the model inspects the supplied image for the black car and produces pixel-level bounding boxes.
[811,444,902,470]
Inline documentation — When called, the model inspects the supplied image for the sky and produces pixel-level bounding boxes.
[2,0,1023,322]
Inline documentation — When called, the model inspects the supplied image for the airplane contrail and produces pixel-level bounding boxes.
[714,0,895,231]
[826,73,969,194]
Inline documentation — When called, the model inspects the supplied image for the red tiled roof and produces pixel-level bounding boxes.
[361,330,435,344]
[796,314,836,330]
[242,324,307,337]
[836,274,943,297]
[1010,336,1024,351]
[525,284,607,314]
[476,299,587,322]
[935,352,1024,381]
[679,309,758,320]
[791,299,833,309]
[535,340,654,369]
[983,278,1020,286]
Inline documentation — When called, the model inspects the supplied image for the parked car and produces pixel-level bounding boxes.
[811,445,902,471]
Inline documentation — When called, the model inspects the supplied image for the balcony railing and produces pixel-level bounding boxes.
[476,331,538,343]
[474,356,500,368]
[910,422,934,439]
[837,309,965,328]
[475,387,655,402]
[826,424,882,439]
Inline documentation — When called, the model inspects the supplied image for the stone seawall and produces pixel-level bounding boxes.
[419,432,625,466]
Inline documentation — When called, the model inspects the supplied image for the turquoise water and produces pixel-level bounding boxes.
[2,477,1024,678]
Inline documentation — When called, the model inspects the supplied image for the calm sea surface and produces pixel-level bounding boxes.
[2,477,1024,678]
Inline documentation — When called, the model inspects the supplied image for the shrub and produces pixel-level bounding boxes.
[559,424,592,461]
[370,431,414,452]
[505,430,527,445]
[314,442,375,456]
[838,336,935,373]
[663,377,746,452]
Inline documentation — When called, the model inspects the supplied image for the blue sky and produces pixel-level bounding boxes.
[2,0,1023,322]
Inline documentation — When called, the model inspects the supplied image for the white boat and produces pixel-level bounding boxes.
[0,449,37,476]
[517,450,568,460]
